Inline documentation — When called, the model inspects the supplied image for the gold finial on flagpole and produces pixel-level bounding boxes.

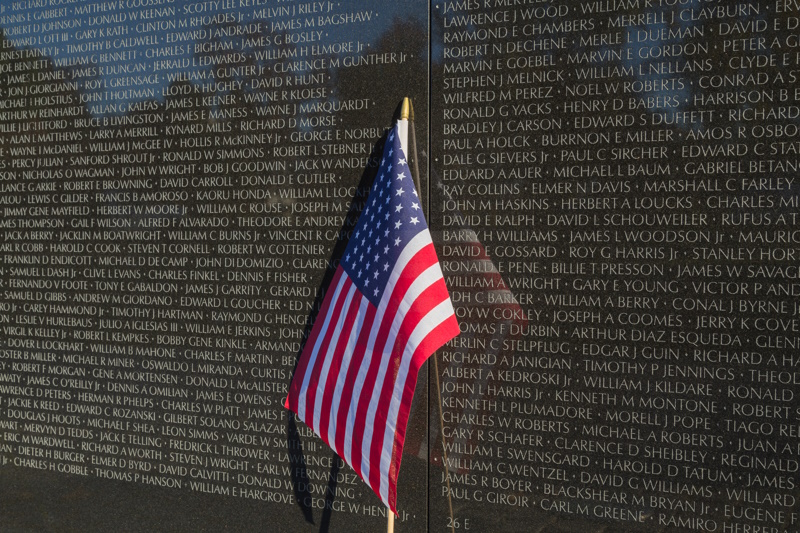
[408,98,414,121]
[400,97,411,120]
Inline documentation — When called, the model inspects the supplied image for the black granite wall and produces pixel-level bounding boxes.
[1,1,799,531]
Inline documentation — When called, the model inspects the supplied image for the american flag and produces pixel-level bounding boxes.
[285,124,459,513]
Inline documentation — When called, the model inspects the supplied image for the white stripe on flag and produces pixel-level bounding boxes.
[342,231,433,466]
[312,282,357,432]
[326,295,369,452]
[296,272,349,421]
[359,262,444,482]
[378,298,458,503]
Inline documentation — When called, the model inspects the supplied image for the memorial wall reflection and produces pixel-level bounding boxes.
[430,0,800,532]
[0,0,429,530]
[2,0,800,532]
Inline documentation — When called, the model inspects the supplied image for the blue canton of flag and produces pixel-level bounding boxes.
[341,131,424,306]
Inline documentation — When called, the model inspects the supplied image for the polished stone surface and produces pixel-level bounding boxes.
[0,0,799,531]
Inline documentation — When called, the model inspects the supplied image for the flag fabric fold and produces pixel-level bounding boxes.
[285,124,459,513]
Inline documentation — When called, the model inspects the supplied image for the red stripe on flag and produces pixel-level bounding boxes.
[300,273,353,425]
[332,302,377,466]
[367,278,454,501]
[317,289,364,446]
[386,312,460,511]
[350,244,440,479]
[410,283,460,370]
[302,275,352,424]
[284,267,346,413]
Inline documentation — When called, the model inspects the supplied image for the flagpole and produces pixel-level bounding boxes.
[406,99,422,208]
[387,97,412,533]
[402,97,457,533]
